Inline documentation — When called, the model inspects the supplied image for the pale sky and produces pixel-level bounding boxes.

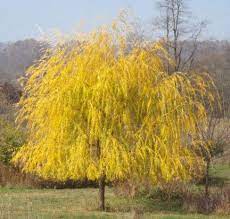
[1,0,229,42]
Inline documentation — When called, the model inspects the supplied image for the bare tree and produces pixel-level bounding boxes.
[154,0,207,72]
[198,98,230,199]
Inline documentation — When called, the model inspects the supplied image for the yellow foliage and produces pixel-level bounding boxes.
[13,26,213,183]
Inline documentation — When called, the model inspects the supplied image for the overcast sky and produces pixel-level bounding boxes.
[1,0,229,42]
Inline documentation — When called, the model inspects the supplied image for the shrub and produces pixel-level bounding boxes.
[139,181,230,215]
[0,162,40,188]
[0,117,25,165]
[182,186,230,214]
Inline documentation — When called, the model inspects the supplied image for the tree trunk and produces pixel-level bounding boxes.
[205,159,210,198]
[99,174,106,211]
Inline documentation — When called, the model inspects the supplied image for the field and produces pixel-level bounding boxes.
[0,187,229,219]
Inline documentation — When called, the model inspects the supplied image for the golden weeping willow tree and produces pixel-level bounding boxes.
[13,26,213,210]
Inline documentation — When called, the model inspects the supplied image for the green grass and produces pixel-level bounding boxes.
[0,187,228,219]
[210,161,230,186]
[211,164,230,177]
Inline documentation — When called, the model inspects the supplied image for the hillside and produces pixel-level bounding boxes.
[0,39,47,84]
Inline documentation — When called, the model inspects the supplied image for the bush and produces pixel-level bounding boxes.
[183,187,230,214]
[0,161,97,189]
[0,117,25,165]
[113,179,153,198]
[149,182,230,215]
[136,181,230,215]
[0,162,40,188]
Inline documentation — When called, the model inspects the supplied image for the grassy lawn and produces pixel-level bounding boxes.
[210,145,230,186]
[0,187,228,219]
[210,164,230,183]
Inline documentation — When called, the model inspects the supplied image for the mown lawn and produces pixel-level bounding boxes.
[0,187,228,219]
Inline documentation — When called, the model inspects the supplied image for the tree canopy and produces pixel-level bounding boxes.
[13,28,213,185]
